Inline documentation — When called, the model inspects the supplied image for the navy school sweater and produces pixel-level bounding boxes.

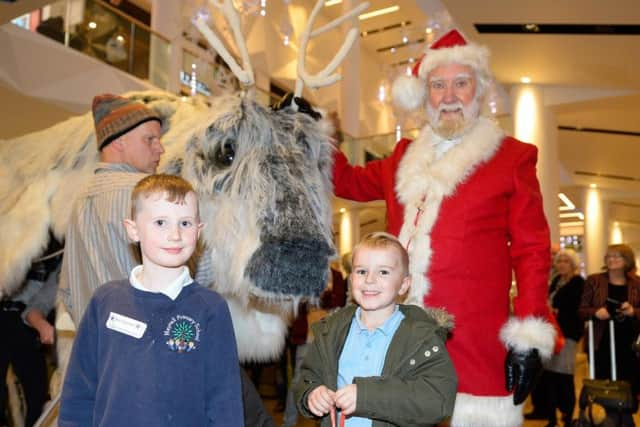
[59,279,244,427]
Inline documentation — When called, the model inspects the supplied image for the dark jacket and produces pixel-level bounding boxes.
[550,274,585,341]
[294,304,457,427]
[578,272,640,350]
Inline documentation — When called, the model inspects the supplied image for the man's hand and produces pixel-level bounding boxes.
[26,308,55,344]
[335,384,357,416]
[308,385,336,417]
[271,92,322,121]
[505,348,542,405]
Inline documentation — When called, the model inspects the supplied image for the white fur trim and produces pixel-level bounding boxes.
[226,297,287,362]
[451,393,522,427]
[418,43,490,80]
[396,118,504,304]
[499,316,557,360]
[0,177,55,295]
[391,74,426,112]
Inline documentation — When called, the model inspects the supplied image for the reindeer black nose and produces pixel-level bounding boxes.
[245,237,334,298]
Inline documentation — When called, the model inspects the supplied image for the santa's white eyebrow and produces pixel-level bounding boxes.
[429,73,473,83]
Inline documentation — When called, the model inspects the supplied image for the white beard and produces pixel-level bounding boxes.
[427,97,481,139]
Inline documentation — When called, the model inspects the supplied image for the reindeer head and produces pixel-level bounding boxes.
[178,94,335,303]
[185,0,368,307]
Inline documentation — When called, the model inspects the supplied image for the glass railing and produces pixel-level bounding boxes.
[341,127,421,164]
[10,0,419,158]
[11,0,171,89]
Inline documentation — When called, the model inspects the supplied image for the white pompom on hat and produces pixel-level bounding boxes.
[392,29,491,112]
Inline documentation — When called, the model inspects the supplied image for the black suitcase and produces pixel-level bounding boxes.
[575,319,635,427]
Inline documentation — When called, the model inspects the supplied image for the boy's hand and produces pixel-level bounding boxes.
[335,384,357,416]
[308,385,336,417]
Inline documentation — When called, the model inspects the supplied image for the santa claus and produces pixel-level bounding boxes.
[333,29,556,426]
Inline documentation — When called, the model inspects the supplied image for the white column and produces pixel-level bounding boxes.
[583,187,609,274]
[339,0,361,138]
[511,84,559,244]
[339,208,360,258]
[336,0,362,261]
[150,0,182,93]
[610,221,623,244]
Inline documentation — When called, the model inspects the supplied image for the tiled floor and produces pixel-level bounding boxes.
[259,350,640,427]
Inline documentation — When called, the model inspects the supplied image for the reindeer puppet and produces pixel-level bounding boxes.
[0,0,368,378]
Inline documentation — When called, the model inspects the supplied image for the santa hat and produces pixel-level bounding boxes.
[391,29,490,112]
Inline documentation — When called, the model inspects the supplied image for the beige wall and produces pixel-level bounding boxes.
[0,83,76,139]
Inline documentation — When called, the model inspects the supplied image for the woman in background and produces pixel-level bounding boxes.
[543,249,584,427]
[579,243,640,419]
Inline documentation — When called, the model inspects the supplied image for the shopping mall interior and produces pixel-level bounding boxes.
[1,0,640,426]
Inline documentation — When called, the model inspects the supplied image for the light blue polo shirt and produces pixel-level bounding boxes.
[337,305,405,427]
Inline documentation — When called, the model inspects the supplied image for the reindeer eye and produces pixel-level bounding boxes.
[215,138,235,167]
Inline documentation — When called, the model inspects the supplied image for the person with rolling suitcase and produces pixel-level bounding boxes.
[577,244,640,426]
[576,319,636,427]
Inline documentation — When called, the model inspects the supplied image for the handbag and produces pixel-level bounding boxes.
[578,319,635,413]
[579,378,635,412]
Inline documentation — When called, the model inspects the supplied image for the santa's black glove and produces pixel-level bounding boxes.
[271,92,322,121]
[505,347,543,405]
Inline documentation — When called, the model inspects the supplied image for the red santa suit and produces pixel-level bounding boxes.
[334,116,555,426]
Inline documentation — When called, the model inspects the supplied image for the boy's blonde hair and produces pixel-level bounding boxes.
[131,174,198,219]
[352,232,409,276]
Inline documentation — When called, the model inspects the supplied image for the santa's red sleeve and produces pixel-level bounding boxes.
[499,141,558,359]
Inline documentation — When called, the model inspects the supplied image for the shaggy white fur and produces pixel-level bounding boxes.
[0,90,335,363]
[450,393,522,427]
[499,316,557,360]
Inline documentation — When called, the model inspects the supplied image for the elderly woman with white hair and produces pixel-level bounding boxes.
[542,249,585,427]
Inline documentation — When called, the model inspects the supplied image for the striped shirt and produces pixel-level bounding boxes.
[58,162,148,324]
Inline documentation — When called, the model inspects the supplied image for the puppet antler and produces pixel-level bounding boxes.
[194,0,255,86]
[294,0,370,97]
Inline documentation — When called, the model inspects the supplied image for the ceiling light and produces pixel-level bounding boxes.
[325,0,342,6]
[390,47,396,53]
[88,21,97,29]
[339,208,346,213]
[524,23,540,32]
[378,84,386,102]
[558,193,575,211]
[116,35,124,43]
[425,27,433,34]
[359,5,399,21]
[520,76,531,84]
[402,35,408,43]
[590,183,597,189]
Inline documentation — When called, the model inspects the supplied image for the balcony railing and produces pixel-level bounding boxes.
[11,0,418,162]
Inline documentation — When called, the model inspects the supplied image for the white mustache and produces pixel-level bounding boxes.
[438,102,464,113]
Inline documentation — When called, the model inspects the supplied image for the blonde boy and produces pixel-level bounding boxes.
[60,174,244,427]
[295,232,457,427]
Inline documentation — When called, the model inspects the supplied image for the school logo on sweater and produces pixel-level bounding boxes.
[164,315,201,353]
